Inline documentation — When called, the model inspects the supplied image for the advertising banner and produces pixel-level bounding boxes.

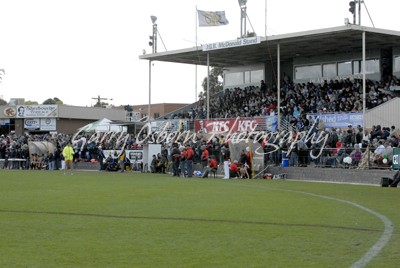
[40,118,57,131]
[24,118,40,130]
[24,118,57,131]
[393,148,400,170]
[195,116,277,133]
[103,149,144,163]
[150,119,189,132]
[0,119,10,126]
[308,112,363,129]
[16,105,58,118]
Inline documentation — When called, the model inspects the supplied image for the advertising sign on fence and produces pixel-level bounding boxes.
[308,112,363,129]
[393,148,400,170]
[194,116,277,133]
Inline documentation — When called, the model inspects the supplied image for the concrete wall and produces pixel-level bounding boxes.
[268,166,394,186]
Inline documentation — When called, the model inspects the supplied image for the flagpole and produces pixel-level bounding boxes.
[265,0,267,36]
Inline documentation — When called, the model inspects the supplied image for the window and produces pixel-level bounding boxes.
[353,60,361,74]
[244,71,251,84]
[322,63,336,78]
[251,70,264,83]
[353,59,379,74]
[394,56,400,72]
[295,65,322,80]
[365,59,379,74]
[224,72,243,86]
[338,61,352,76]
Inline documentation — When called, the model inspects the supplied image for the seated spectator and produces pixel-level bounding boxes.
[229,160,240,178]
[349,144,362,167]
[209,156,218,174]
[239,162,250,179]
[202,156,218,178]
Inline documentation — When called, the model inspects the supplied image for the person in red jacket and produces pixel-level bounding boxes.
[209,156,218,177]
[201,146,209,170]
[186,144,194,178]
[179,146,187,177]
[229,160,240,178]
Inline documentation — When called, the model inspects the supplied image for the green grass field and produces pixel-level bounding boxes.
[0,170,399,267]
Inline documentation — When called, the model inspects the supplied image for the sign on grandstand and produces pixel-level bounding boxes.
[202,36,260,51]
[307,112,363,129]
[150,119,189,132]
[195,116,277,133]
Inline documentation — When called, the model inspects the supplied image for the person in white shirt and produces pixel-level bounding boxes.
[374,141,385,156]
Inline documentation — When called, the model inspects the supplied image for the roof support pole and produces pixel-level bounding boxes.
[277,42,281,130]
[362,31,366,136]
[207,53,210,120]
[148,60,152,122]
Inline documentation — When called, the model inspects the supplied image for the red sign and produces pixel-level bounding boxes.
[195,118,265,133]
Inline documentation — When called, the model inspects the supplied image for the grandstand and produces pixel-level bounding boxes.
[140,24,400,130]
[139,24,400,173]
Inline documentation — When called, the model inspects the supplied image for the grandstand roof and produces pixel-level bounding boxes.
[139,25,400,67]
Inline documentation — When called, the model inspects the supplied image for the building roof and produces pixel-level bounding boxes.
[139,25,400,67]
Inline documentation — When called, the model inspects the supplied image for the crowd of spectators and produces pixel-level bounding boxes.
[1,76,399,171]
[0,120,399,172]
[171,77,399,126]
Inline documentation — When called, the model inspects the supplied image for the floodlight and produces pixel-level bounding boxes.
[238,0,247,7]
[150,15,157,24]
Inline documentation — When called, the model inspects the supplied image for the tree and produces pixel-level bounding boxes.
[0,98,7,105]
[246,31,257,37]
[43,97,63,105]
[94,102,109,108]
[201,67,223,98]
[25,100,39,105]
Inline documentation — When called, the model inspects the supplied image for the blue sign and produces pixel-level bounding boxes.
[308,112,363,129]
[265,116,278,131]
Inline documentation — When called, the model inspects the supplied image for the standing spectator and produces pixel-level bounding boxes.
[201,145,209,170]
[118,149,126,172]
[179,146,187,177]
[62,142,75,175]
[150,155,157,173]
[171,144,181,177]
[186,145,194,178]
[48,151,55,170]
[98,146,106,171]
[389,170,400,187]
[54,146,61,170]
[222,144,230,179]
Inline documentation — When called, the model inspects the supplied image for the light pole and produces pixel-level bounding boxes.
[148,15,157,123]
[238,0,247,38]
[149,16,158,54]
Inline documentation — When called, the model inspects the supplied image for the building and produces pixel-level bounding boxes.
[0,104,127,136]
[128,103,190,120]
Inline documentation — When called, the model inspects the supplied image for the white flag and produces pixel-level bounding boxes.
[197,10,229,27]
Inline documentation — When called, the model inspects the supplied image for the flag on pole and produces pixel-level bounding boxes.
[197,10,229,27]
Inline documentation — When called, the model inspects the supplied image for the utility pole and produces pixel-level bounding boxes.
[92,95,111,107]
